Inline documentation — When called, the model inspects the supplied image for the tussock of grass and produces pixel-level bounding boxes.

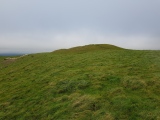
[0,44,160,119]
[123,77,147,90]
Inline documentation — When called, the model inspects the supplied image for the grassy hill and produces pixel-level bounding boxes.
[0,44,160,120]
[53,44,124,53]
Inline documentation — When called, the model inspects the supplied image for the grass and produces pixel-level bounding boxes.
[0,44,160,120]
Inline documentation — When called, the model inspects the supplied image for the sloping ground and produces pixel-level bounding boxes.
[0,45,160,120]
[53,44,124,53]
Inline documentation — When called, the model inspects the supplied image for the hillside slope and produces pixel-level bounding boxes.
[0,44,160,120]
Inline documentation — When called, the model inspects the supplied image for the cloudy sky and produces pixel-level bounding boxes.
[0,0,160,53]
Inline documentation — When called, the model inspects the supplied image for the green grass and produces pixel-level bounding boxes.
[53,44,124,53]
[0,44,160,120]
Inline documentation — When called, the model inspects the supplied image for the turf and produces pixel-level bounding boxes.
[0,44,160,120]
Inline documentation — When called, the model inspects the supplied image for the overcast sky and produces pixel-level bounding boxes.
[0,0,160,53]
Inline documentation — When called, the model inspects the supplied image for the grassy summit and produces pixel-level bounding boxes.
[0,44,160,120]
[53,44,124,53]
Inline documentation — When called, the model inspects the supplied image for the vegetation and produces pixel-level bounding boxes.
[0,44,160,120]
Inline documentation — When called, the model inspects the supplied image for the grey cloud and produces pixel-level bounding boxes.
[0,0,160,53]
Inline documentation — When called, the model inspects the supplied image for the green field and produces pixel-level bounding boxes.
[0,44,160,120]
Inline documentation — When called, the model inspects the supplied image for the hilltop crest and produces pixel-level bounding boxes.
[53,44,124,53]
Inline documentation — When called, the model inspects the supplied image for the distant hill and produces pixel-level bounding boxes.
[0,44,160,120]
[53,44,124,53]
